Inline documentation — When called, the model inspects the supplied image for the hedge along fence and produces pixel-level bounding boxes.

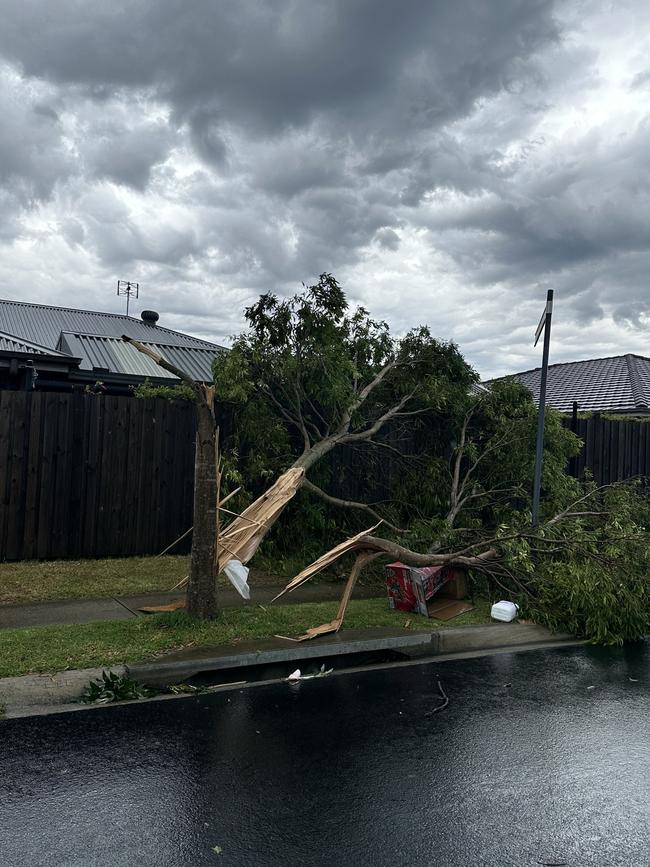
[1,388,649,561]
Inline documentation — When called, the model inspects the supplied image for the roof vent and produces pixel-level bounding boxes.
[141,310,159,326]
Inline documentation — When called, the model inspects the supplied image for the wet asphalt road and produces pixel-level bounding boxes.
[1,642,649,867]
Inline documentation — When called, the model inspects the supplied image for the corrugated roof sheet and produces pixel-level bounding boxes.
[0,298,225,351]
[0,330,73,357]
[494,354,650,413]
[58,332,219,381]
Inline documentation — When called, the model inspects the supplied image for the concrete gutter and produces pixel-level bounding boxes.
[127,627,433,686]
[0,667,125,719]
[0,624,584,720]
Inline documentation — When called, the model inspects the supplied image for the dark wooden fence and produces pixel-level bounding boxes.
[564,414,650,485]
[2,388,650,561]
[0,391,195,561]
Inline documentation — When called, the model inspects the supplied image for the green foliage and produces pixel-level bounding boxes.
[80,670,153,704]
[213,273,476,493]
[466,378,582,524]
[499,484,650,644]
[133,379,197,402]
[531,560,648,645]
[395,378,582,548]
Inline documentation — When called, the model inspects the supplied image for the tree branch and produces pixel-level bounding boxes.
[545,484,616,526]
[341,391,416,443]
[365,438,422,461]
[302,478,406,533]
[335,359,398,436]
[293,381,311,452]
[122,335,200,390]
[447,408,472,525]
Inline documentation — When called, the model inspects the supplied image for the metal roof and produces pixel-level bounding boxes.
[58,332,219,382]
[0,330,73,358]
[0,298,226,351]
[495,354,650,413]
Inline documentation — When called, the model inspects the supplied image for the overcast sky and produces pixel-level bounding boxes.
[0,0,648,378]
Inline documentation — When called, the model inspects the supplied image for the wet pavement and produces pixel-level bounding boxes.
[1,641,649,866]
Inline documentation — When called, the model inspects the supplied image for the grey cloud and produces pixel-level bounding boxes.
[414,117,650,330]
[84,119,173,190]
[0,0,561,277]
[250,135,347,199]
[0,70,73,206]
[78,186,198,268]
[0,1,558,154]
[1,0,649,380]
[630,70,650,89]
[60,217,85,247]
[33,103,60,121]
[375,228,400,251]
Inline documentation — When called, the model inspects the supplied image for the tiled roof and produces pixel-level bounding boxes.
[57,332,218,382]
[496,354,650,413]
[0,330,74,358]
[0,298,225,351]
[0,298,225,382]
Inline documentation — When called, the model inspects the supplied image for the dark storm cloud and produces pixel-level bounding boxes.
[0,0,562,291]
[0,0,648,377]
[84,119,173,190]
[78,185,199,267]
[0,1,558,143]
[0,70,72,208]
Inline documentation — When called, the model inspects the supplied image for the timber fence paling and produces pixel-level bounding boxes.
[562,414,650,485]
[0,391,196,561]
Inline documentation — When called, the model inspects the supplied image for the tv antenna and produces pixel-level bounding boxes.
[117,280,139,316]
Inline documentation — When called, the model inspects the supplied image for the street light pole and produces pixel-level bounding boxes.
[531,289,554,529]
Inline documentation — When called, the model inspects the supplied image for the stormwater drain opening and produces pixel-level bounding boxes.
[161,649,415,691]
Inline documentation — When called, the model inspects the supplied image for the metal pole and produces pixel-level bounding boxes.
[531,289,553,528]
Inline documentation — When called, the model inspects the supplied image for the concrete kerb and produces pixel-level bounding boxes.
[1,624,584,720]
[0,666,126,716]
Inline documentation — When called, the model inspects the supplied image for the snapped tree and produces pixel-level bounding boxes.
[122,336,219,619]
[128,275,476,620]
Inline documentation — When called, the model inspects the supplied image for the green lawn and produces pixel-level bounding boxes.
[0,597,492,678]
[0,555,191,605]
[0,552,374,606]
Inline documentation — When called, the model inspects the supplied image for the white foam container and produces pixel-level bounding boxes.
[491,600,519,622]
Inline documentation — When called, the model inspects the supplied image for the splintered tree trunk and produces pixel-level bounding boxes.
[186,399,218,619]
[120,335,220,619]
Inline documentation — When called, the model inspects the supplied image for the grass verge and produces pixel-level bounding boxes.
[0,553,330,605]
[0,556,190,605]
[0,597,492,678]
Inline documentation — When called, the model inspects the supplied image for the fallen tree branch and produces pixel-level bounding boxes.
[301,477,405,533]
[424,680,449,715]
[274,525,499,601]
[121,335,201,390]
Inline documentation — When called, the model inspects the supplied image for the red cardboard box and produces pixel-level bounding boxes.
[410,564,455,617]
[385,562,418,612]
[386,562,460,617]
